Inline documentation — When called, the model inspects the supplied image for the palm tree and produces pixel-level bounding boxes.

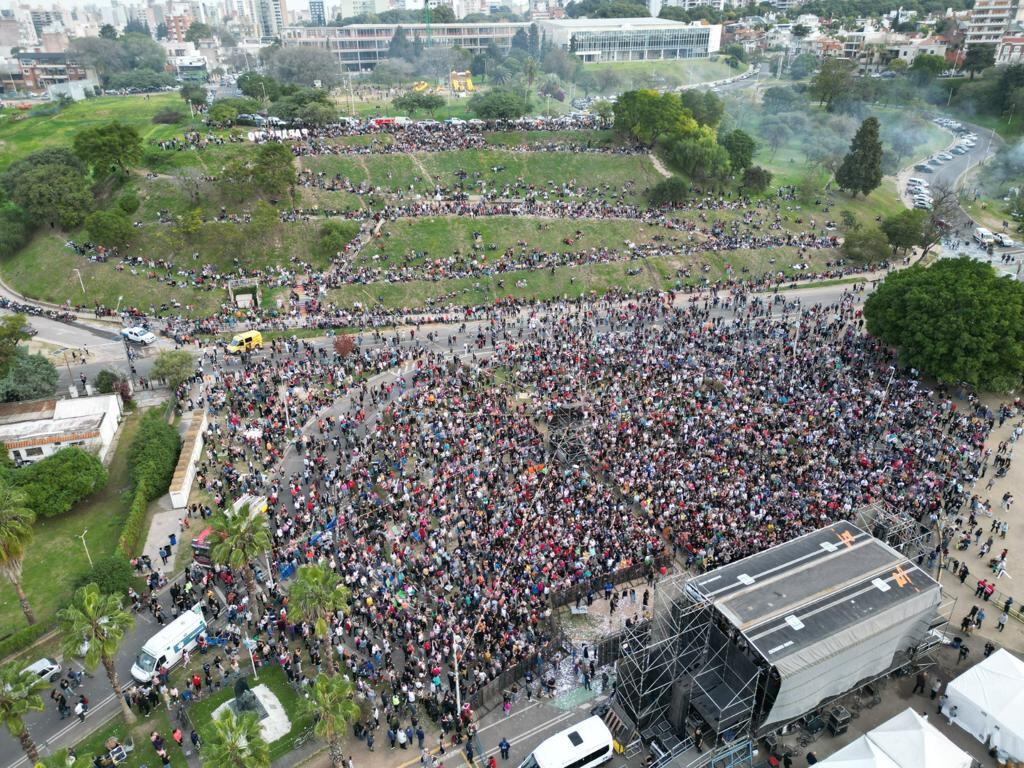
[57,583,137,725]
[0,664,49,763]
[204,708,270,768]
[208,505,272,622]
[300,674,362,768]
[524,57,539,91]
[288,563,351,676]
[0,482,37,626]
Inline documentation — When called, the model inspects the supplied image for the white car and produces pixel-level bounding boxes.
[23,658,62,683]
[937,152,954,161]
[995,233,1016,247]
[121,327,157,345]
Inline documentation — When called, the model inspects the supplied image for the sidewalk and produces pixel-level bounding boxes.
[140,408,198,572]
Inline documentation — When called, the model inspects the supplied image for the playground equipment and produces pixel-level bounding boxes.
[450,70,475,93]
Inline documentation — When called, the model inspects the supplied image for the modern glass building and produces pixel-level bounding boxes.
[538,18,722,62]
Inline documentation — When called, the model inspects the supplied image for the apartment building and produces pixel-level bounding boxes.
[965,0,1023,48]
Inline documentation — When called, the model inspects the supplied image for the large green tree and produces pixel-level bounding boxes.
[58,584,137,725]
[836,117,883,197]
[393,92,445,115]
[721,129,756,172]
[468,88,532,120]
[0,315,28,381]
[208,504,272,621]
[221,143,295,200]
[0,163,91,229]
[151,349,195,392]
[289,563,351,676]
[612,89,697,145]
[864,257,1024,390]
[73,122,143,177]
[809,58,854,111]
[204,708,270,768]
[881,209,927,253]
[0,481,36,625]
[0,664,48,763]
[85,209,134,248]
[300,674,362,768]
[0,348,58,403]
[841,225,890,263]
[963,43,995,80]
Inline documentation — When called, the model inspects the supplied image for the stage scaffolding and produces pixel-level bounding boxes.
[613,575,762,768]
[855,501,932,558]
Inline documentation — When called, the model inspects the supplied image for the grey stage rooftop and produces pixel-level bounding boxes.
[687,520,940,669]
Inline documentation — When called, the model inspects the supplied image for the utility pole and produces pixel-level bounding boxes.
[78,529,93,567]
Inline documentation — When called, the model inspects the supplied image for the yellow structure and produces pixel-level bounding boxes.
[449,70,475,93]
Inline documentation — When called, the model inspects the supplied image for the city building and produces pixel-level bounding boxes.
[537,18,722,62]
[965,0,1023,48]
[310,0,327,24]
[166,13,193,41]
[173,55,210,80]
[29,9,63,38]
[0,394,123,465]
[891,35,948,64]
[281,21,529,68]
[997,33,1024,62]
[257,0,288,36]
[15,51,94,91]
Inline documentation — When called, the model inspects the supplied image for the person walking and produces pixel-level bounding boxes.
[929,678,942,700]
[912,670,927,695]
[998,612,1008,632]
[499,738,511,760]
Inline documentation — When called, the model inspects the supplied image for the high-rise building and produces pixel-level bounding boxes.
[29,9,64,38]
[309,0,326,24]
[965,0,1024,48]
[257,0,287,36]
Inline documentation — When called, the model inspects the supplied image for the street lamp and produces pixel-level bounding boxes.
[72,268,85,295]
[78,529,93,568]
[115,295,124,315]
[52,348,73,381]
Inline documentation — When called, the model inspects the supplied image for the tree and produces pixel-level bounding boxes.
[300,674,362,767]
[788,53,818,80]
[155,22,168,40]
[663,134,731,186]
[721,129,756,171]
[1,164,91,229]
[180,84,207,106]
[388,26,412,60]
[791,23,810,38]
[221,143,295,200]
[7,448,107,519]
[0,348,58,403]
[204,709,270,768]
[0,482,35,626]
[864,258,1024,390]
[612,90,697,145]
[151,349,195,391]
[85,209,133,249]
[289,564,351,675]
[835,117,883,197]
[300,102,339,126]
[963,43,995,80]
[266,47,342,87]
[237,73,281,101]
[58,584,137,725]
[73,122,143,177]
[208,505,272,622]
[124,18,150,35]
[910,53,945,84]
[184,21,213,44]
[841,226,889,264]
[468,88,532,120]
[392,92,445,115]
[741,165,773,193]
[761,85,803,113]
[759,116,792,157]
[881,209,926,253]
[0,664,48,763]
[592,99,614,126]
[0,315,28,382]
[511,28,530,52]
[99,24,118,40]
[809,58,854,111]
[648,176,690,206]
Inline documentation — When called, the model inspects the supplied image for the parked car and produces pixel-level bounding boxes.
[23,658,62,683]
[994,233,1016,247]
[121,326,157,345]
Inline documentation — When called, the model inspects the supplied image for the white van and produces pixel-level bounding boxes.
[131,607,207,683]
[519,717,615,768]
[974,227,995,246]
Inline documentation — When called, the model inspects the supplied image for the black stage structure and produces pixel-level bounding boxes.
[604,519,952,768]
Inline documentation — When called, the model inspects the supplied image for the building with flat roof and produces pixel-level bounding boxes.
[0,394,123,465]
[537,18,721,62]
[966,0,1023,48]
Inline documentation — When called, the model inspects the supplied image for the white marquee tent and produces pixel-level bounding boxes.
[942,648,1024,761]
[820,709,972,768]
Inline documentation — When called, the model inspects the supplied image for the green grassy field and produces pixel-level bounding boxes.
[331,244,825,309]
[582,57,739,94]
[0,94,200,171]
[0,411,142,633]
[302,149,663,203]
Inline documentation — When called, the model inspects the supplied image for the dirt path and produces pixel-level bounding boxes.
[409,152,436,186]
[648,153,672,179]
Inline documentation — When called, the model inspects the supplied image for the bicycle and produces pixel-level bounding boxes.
[293,727,316,749]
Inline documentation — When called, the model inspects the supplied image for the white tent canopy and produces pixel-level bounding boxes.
[942,648,1024,760]
[820,709,972,768]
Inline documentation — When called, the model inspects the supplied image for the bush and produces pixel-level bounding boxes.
[313,221,359,262]
[128,409,180,499]
[0,348,58,402]
[648,177,690,206]
[117,191,140,215]
[85,209,133,248]
[4,448,107,518]
[0,623,47,660]
[118,482,149,557]
[94,369,121,394]
[152,108,185,124]
[73,554,135,596]
[741,166,773,194]
[0,206,33,260]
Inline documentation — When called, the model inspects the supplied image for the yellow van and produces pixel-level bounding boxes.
[225,330,263,354]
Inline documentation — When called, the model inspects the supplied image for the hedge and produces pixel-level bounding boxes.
[2,447,107,518]
[117,479,150,558]
[73,554,136,595]
[0,623,47,660]
[128,409,181,499]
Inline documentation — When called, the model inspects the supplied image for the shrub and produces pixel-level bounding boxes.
[94,369,121,394]
[73,554,135,596]
[4,447,107,518]
[117,191,140,215]
[648,177,690,207]
[152,108,186,124]
[313,221,358,262]
[128,409,180,499]
[117,481,150,557]
[0,623,47,660]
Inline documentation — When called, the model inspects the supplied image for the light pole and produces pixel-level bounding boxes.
[453,636,462,711]
[72,268,85,295]
[115,295,124,315]
[78,529,93,568]
[52,348,73,381]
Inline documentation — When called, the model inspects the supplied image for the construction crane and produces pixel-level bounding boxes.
[423,0,432,47]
